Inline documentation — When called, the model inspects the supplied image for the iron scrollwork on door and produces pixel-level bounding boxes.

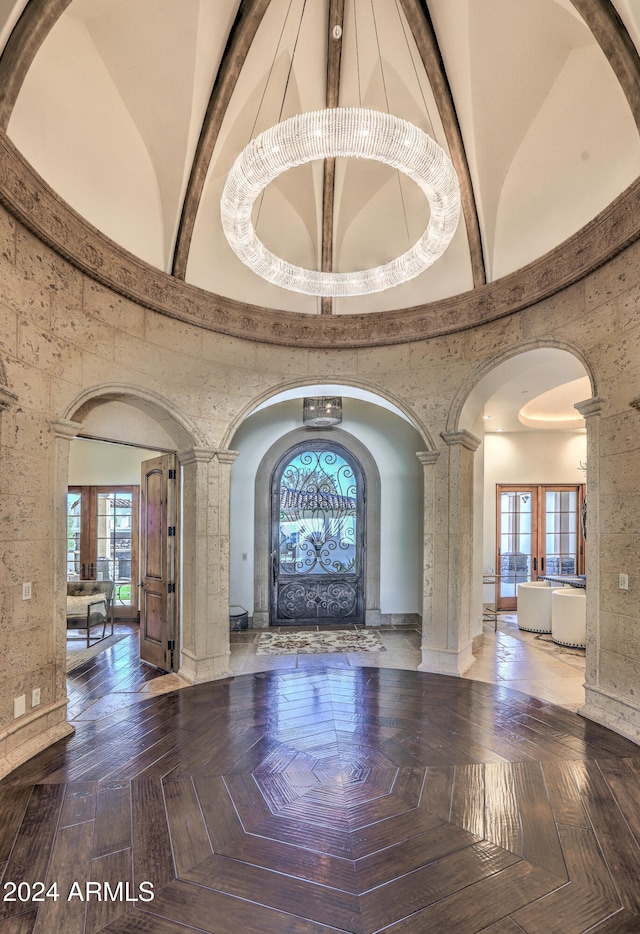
[272,443,364,625]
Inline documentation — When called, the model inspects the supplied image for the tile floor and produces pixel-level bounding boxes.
[65,612,586,722]
[230,613,586,711]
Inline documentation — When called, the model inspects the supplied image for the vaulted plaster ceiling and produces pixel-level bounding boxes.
[0,0,639,331]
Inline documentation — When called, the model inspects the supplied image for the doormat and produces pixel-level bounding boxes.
[66,633,128,672]
[257,630,386,656]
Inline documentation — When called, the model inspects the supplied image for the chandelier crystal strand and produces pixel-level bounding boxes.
[220,108,460,297]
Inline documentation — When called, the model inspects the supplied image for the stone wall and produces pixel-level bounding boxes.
[1,201,639,775]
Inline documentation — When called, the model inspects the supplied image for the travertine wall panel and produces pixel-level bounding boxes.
[599,610,640,658]
[584,245,640,311]
[0,209,15,262]
[144,313,204,359]
[0,304,17,356]
[203,330,258,369]
[85,284,147,340]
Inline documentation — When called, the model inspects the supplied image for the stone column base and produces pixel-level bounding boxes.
[179,648,231,684]
[419,642,476,676]
[579,684,640,746]
[251,611,269,629]
[0,701,74,780]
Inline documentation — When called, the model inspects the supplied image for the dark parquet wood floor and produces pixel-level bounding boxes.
[2,641,640,933]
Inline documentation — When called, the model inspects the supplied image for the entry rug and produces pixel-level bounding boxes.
[257,630,386,656]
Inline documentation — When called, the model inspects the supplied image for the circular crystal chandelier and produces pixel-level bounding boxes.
[220,108,460,297]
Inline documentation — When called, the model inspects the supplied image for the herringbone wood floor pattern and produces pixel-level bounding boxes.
[2,660,640,933]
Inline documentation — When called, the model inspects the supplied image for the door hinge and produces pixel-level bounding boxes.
[167,640,175,651]
[168,469,176,479]
[168,526,176,536]
[168,582,176,593]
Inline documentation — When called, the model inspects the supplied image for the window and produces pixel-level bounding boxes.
[67,486,139,618]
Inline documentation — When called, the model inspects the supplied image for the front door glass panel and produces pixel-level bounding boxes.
[272,443,364,625]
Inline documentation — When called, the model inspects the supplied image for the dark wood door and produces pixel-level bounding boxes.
[140,454,178,670]
[271,442,365,626]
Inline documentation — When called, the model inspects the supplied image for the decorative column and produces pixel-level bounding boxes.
[416,451,440,654]
[178,447,239,684]
[574,397,603,719]
[50,420,85,730]
[419,430,480,676]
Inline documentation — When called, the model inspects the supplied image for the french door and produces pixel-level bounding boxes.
[271,442,365,626]
[496,484,585,610]
[66,486,139,619]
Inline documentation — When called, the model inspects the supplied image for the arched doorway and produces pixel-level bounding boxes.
[271,440,365,626]
[58,383,215,681]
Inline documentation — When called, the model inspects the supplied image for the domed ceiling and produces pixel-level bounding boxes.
[0,0,639,345]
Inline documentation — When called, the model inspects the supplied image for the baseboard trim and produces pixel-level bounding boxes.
[0,700,74,780]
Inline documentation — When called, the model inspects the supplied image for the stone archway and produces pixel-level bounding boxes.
[55,384,235,688]
[450,344,596,687]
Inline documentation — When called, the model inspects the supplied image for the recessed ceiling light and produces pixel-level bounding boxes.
[483,415,491,419]
[496,428,504,432]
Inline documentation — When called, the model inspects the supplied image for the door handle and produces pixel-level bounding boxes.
[89,562,95,578]
[541,556,545,571]
[533,557,537,572]
[81,563,86,579]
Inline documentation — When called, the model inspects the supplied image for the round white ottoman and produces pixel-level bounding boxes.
[517,581,553,633]
[551,588,586,648]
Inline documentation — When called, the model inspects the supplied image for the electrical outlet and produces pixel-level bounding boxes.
[619,573,629,590]
[14,695,25,718]
[31,688,41,707]
[22,582,32,600]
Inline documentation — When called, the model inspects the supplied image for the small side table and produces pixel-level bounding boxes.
[482,575,500,631]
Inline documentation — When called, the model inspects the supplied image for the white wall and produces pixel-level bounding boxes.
[69,438,162,485]
[482,430,587,571]
[229,397,425,617]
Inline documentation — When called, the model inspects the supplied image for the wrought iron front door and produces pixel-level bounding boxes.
[271,442,365,626]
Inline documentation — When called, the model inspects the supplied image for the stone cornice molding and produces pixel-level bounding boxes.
[215,450,240,466]
[575,397,605,419]
[0,386,18,410]
[177,447,217,467]
[1,130,639,349]
[49,417,84,440]
[416,451,440,467]
[441,430,481,452]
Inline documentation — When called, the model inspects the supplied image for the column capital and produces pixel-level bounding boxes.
[440,429,481,452]
[177,446,217,467]
[416,450,440,467]
[575,397,604,419]
[49,418,84,440]
[216,449,240,466]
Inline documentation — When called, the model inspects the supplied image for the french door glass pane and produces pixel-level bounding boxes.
[66,493,82,579]
[545,490,577,575]
[96,492,134,605]
[499,491,533,599]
